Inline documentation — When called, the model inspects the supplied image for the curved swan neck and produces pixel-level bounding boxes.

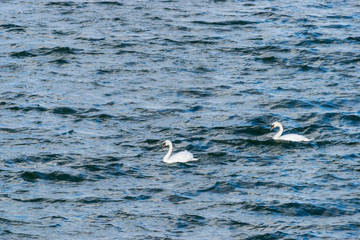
[163,142,173,162]
[273,123,283,139]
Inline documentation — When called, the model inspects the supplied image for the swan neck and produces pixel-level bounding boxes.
[163,142,173,162]
[273,124,283,139]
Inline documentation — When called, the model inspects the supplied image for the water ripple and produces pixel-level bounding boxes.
[0,0,359,239]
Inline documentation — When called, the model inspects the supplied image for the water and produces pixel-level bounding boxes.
[0,0,359,239]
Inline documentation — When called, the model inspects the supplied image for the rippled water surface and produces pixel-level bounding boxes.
[1,1,360,239]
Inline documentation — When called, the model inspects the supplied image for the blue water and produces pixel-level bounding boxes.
[1,1,359,239]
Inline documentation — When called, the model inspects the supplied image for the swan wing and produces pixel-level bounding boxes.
[278,134,310,142]
[166,150,198,163]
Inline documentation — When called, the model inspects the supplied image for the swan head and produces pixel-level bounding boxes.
[270,121,282,131]
[161,140,172,149]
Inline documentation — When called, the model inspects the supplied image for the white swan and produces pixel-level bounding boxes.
[270,121,310,142]
[161,140,198,163]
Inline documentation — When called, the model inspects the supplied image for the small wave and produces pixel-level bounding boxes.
[197,181,239,194]
[168,194,192,203]
[52,107,77,115]
[0,24,26,32]
[192,20,256,26]
[346,36,360,43]
[0,217,28,226]
[269,99,314,109]
[177,214,206,228]
[245,231,289,240]
[95,1,123,6]
[12,197,67,203]
[10,51,37,58]
[177,89,213,98]
[20,171,86,183]
[6,105,47,112]
[124,195,151,201]
[10,47,79,58]
[78,197,111,204]
[49,59,70,65]
[243,201,355,217]
[255,56,280,64]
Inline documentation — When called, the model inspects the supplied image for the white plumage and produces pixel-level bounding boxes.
[161,140,198,163]
[270,121,310,142]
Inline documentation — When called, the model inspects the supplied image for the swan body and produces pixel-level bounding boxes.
[270,121,310,142]
[161,140,198,163]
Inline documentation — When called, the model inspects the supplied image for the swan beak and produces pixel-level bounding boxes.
[161,143,166,149]
[270,125,274,131]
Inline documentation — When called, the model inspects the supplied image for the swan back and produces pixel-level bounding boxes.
[165,150,197,164]
[278,134,310,142]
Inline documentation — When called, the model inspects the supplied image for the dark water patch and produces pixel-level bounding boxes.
[315,173,353,182]
[346,36,360,43]
[106,164,137,177]
[49,59,70,65]
[325,24,351,29]
[0,127,25,134]
[11,197,67,203]
[10,51,37,58]
[45,2,78,7]
[186,39,219,46]
[0,217,27,226]
[86,113,114,121]
[243,201,355,217]
[95,1,123,6]
[168,194,192,203]
[193,66,215,73]
[188,105,203,112]
[112,42,137,49]
[225,220,251,229]
[0,231,39,239]
[52,107,77,115]
[83,107,101,113]
[19,154,69,164]
[114,210,137,220]
[72,159,126,176]
[78,197,111,204]
[20,171,86,183]
[177,89,213,98]
[6,105,47,112]
[76,36,106,42]
[245,231,288,240]
[205,152,229,161]
[96,69,121,75]
[255,56,280,64]
[42,47,78,55]
[124,195,151,201]
[10,47,79,58]
[177,214,206,228]
[221,45,290,56]
[269,99,314,110]
[53,30,76,36]
[192,20,256,26]
[341,114,360,125]
[295,38,340,47]
[0,24,26,32]
[197,181,239,194]
[230,180,295,190]
[81,164,104,172]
